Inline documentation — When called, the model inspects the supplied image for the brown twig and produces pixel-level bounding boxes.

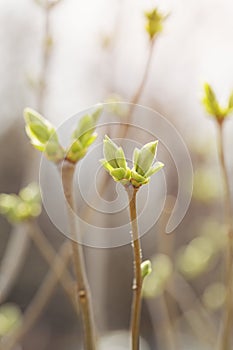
[126,186,142,350]
[61,161,96,350]
[26,221,78,314]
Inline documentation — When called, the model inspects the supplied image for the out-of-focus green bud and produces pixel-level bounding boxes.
[0,303,22,337]
[0,194,19,215]
[24,108,64,163]
[200,219,227,251]
[202,282,226,311]
[66,105,103,163]
[34,0,61,9]
[0,183,42,223]
[105,94,129,118]
[19,182,40,203]
[176,236,215,279]
[145,8,166,40]
[193,167,221,203]
[141,260,152,280]
[202,83,232,122]
[143,254,173,298]
[228,92,233,111]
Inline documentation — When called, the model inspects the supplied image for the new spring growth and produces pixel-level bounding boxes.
[100,135,164,188]
[24,108,65,163]
[24,105,103,164]
[0,183,41,223]
[145,8,167,40]
[66,106,102,163]
[202,83,233,123]
[141,260,152,280]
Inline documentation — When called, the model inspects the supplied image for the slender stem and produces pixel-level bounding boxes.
[61,161,96,350]
[217,122,233,350]
[0,241,71,350]
[37,2,52,114]
[131,39,155,106]
[26,221,78,314]
[126,186,142,350]
[118,39,155,140]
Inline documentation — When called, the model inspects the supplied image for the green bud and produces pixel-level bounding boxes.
[131,171,149,188]
[135,141,158,176]
[202,83,221,117]
[24,108,64,163]
[145,8,166,40]
[141,260,152,279]
[103,135,119,168]
[101,137,163,188]
[0,183,42,223]
[67,105,102,163]
[0,194,19,215]
[24,108,57,150]
[201,83,232,122]
[72,105,102,142]
[19,182,40,203]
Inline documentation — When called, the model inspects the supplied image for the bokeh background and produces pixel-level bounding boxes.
[0,0,233,349]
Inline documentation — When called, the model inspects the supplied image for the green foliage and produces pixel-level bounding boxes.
[0,303,22,337]
[145,8,167,40]
[141,260,152,279]
[0,183,41,223]
[24,105,103,164]
[100,136,164,188]
[202,83,233,122]
[143,254,173,298]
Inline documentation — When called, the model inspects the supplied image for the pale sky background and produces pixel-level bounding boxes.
[0,0,233,145]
